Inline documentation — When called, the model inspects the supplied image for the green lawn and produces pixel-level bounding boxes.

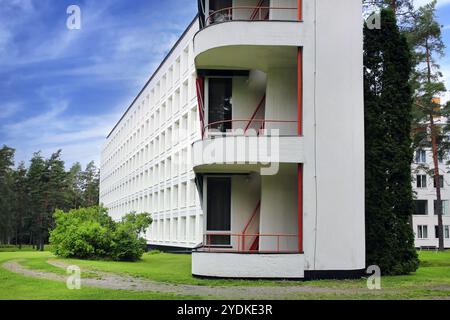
[0,251,199,300]
[0,249,449,300]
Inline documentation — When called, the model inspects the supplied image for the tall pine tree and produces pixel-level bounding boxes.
[27,152,48,251]
[12,162,29,248]
[364,9,419,274]
[409,0,447,251]
[0,146,15,244]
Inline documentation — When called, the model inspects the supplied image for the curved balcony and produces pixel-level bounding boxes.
[194,5,303,71]
[192,119,304,174]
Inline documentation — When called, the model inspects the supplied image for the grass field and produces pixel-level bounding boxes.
[0,248,449,300]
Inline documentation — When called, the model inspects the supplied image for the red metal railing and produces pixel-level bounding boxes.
[241,201,261,251]
[244,95,266,135]
[206,6,298,25]
[200,232,299,253]
[203,119,298,138]
[196,77,206,139]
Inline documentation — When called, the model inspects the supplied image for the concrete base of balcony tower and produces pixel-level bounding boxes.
[192,252,305,279]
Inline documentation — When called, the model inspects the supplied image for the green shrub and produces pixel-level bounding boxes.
[49,206,152,261]
[111,213,152,261]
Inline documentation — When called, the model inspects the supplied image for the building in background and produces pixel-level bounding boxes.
[100,0,366,279]
[412,150,450,249]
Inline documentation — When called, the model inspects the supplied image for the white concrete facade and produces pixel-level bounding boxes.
[100,0,366,279]
[100,18,204,249]
[412,149,450,249]
[192,252,305,278]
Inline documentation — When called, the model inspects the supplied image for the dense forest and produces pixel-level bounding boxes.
[0,145,99,250]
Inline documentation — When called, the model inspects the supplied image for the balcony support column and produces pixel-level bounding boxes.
[298,0,302,21]
[297,47,303,253]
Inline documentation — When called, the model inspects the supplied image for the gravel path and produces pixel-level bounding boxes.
[2,260,375,299]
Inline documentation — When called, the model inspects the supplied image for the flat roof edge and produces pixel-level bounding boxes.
[106,14,199,139]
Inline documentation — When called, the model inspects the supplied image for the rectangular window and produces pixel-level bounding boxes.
[414,200,428,215]
[207,177,231,245]
[209,0,233,23]
[417,225,428,239]
[416,175,427,188]
[434,200,449,216]
[208,78,232,133]
[435,226,450,239]
[434,175,444,189]
[416,150,426,163]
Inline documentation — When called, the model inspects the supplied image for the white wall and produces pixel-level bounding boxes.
[265,66,297,135]
[270,0,298,20]
[231,174,261,248]
[232,71,267,130]
[259,164,298,252]
[193,252,304,278]
[232,0,261,20]
[310,0,365,270]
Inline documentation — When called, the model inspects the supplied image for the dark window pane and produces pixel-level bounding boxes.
[414,200,428,215]
[207,177,231,231]
[206,235,231,246]
[417,175,427,188]
[208,78,232,132]
[210,0,232,11]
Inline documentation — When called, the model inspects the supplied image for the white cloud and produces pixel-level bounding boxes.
[0,1,197,167]
[0,103,21,119]
[441,63,450,103]
[0,99,122,168]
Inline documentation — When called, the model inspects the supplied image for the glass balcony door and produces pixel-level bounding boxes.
[208,78,232,133]
[206,177,231,245]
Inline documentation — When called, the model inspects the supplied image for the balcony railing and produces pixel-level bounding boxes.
[197,232,300,253]
[206,6,298,26]
[202,119,298,139]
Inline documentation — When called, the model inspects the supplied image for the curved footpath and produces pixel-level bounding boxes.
[0,260,426,299]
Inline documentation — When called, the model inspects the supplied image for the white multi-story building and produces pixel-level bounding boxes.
[100,0,365,279]
[412,149,450,249]
[100,18,203,250]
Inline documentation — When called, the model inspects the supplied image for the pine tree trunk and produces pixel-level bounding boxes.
[430,115,445,250]
[391,0,397,13]
[427,41,445,251]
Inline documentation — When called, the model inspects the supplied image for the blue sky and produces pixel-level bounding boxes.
[0,0,197,168]
[0,0,448,168]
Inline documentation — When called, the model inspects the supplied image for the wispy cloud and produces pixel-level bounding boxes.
[1,99,123,167]
[0,103,21,119]
[0,0,197,167]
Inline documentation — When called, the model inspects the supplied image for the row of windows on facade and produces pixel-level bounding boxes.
[101,105,199,184]
[103,58,196,162]
[106,179,198,215]
[414,199,450,216]
[416,225,450,240]
[415,149,448,164]
[102,74,198,172]
[149,215,200,243]
[416,174,445,189]
[101,102,198,181]
[100,146,191,200]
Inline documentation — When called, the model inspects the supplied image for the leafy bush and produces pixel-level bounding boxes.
[49,206,152,261]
